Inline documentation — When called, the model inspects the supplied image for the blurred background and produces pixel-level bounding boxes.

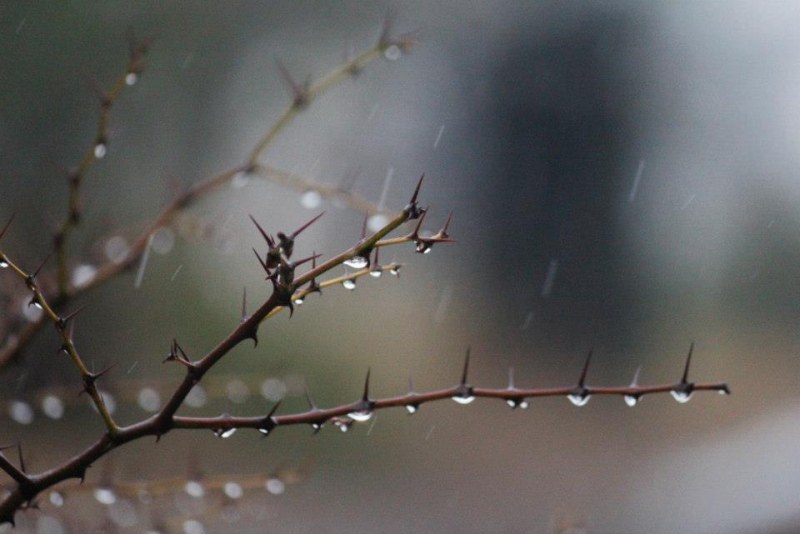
[1,1,798,532]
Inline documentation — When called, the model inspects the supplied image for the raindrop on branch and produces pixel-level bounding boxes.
[623,395,639,407]
[348,410,373,422]
[184,481,205,499]
[214,427,237,439]
[342,278,356,290]
[265,477,285,495]
[125,72,138,86]
[383,45,402,61]
[343,256,369,269]
[94,143,107,159]
[451,394,475,405]
[567,393,591,407]
[223,482,243,499]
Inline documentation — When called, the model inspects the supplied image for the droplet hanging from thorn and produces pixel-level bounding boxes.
[94,143,107,159]
[567,392,591,407]
[0,257,9,268]
[342,278,356,290]
[406,404,419,414]
[348,410,373,422]
[344,256,368,269]
[214,427,237,439]
[624,395,639,407]
[671,390,692,403]
[451,394,475,405]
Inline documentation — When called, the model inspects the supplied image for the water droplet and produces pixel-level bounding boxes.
[0,257,8,268]
[567,393,591,407]
[94,488,117,505]
[506,398,529,409]
[214,427,237,439]
[348,410,373,422]
[137,387,161,412]
[258,426,272,436]
[104,235,130,264]
[265,477,286,495]
[71,263,97,289]
[334,419,350,432]
[223,482,243,499]
[310,422,323,432]
[389,265,401,276]
[670,389,693,403]
[151,227,176,255]
[260,378,287,402]
[342,278,356,290]
[294,297,304,305]
[415,241,433,254]
[184,481,205,498]
[344,256,369,269]
[226,379,250,404]
[623,395,639,407]
[41,394,65,419]
[718,388,729,395]
[300,190,322,209]
[451,395,475,405]
[94,143,107,159]
[230,171,250,188]
[9,400,34,424]
[367,214,389,232]
[383,44,402,61]
[405,404,418,414]
[185,385,208,408]
[182,519,205,534]
[369,268,382,278]
[125,72,138,86]
[49,491,64,507]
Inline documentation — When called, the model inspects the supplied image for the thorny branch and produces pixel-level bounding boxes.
[0,20,729,527]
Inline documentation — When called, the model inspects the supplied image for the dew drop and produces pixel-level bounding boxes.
[94,488,117,505]
[451,395,475,405]
[185,385,208,408]
[94,143,107,159]
[383,44,402,61]
[294,297,304,305]
[342,278,356,290]
[125,72,138,86]
[567,393,591,407]
[344,256,369,269]
[214,427,237,439]
[41,394,65,419]
[624,395,639,407]
[104,235,130,264]
[151,227,176,255]
[348,410,373,422]
[9,400,34,425]
[367,214,389,232]
[310,422,323,432]
[300,190,322,209]
[265,478,285,495]
[671,390,693,403]
[226,379,250,404]
[49,491,65,507]
[71,264,97,289]
[389,265,401,276]
[506,399,528,409]
[137,387,161,413]
[223,482,243,499]
[260,378,287,402]
[415,241,433,254]
[0,257,8,268]
[718,389,729,395]
[182,519,205,534]
[184,481,205,499]
[405,404,418,414]
[369,268,382,278]
[334,420,350,432]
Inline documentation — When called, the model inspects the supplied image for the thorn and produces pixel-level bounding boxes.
[57,304,87,331]
[0,213,15,242]
[260,401,282,437]
[305,387,318,411]
[289,211,325,240]
[16,443,25,474]
[507,366,515,390]
[405,174,425,218]
[461,347,471,386]
[630,365,642,387]
[577,348,593,388]
[252,248,270,275]
[409,208,428,239]
[30,253,52,279]
[681,341,694,384]
[241,287,248,322]
[362,368,371,402]
[276,59,309,108]
[249,215,276,248]
[292,253,323,269]
[432,211,453,240]
[408,375,416,394]
[361,213,369,240]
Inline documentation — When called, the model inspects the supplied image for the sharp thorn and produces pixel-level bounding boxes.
[290,211,325,239]
[409,174,424,206]
[630,365,642,387]
[31,253,52,278]
[241,287,248,322]
[362,368,371,402]
[681,342,694,384]
[507,366,515,390]
[578,348,593,388]
[249,215,275,247]
[305,387,317,410]
[253,248,269,274]
[461,346,471,386]
[0,213,16,242]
